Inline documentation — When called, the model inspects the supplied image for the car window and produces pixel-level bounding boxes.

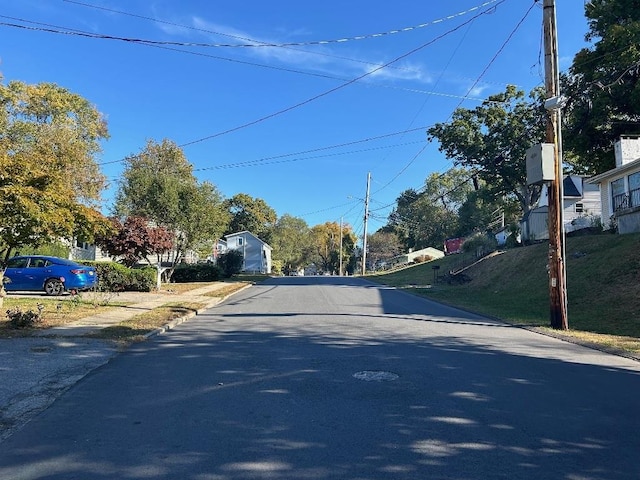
[6,258,28,268]
[29,258,46,268]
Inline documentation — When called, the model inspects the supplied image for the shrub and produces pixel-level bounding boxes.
[217,250,244,278]
[85,262,156,292]
[128,267,157,291]
[171,263,223,283]
[462,232,498,258]
[6,306,43,328]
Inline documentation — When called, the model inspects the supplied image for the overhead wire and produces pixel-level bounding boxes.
[358,0,539,231]
[59,0,502,48]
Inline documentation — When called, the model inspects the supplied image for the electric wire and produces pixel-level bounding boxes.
[59,0,502,48]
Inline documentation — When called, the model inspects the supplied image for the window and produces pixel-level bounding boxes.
[6,258,28,268]
[611,178,627,211]
[237,237,244,246]
[629,172,640,208]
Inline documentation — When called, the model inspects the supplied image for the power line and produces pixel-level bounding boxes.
[61,0,502,48]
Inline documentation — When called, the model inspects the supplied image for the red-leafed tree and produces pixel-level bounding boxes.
[97,216,174,267]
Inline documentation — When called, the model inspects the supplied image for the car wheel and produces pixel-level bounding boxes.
[44,279,64,296]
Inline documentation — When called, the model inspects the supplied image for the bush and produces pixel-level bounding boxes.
[6,306,43,328]
[217,250,244,278]
[462,232,498,258]
[171,263,223,283]
[86,262,156,292]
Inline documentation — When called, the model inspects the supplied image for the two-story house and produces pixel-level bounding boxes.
[216,231,272,274]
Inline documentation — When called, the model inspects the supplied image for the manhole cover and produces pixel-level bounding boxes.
[353,371,399,382]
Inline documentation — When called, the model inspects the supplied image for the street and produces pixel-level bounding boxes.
[1,276,639,480]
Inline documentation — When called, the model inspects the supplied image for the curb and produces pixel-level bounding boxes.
[143,283,253,339]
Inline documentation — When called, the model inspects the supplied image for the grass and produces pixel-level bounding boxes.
[0,277,257,341]
[0,295,120,338]
[369,232,640,358]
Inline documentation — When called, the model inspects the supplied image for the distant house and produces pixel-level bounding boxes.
[388,247,444,268]
[521,174,601,242]
[217,231,272,274]
[588,135,640,234]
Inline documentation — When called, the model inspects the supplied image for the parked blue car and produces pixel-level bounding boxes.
[2,255,98,295]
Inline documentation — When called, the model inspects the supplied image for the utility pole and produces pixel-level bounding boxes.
[361,172,371,276]
[339,217,343,276]
[543,0,568,330]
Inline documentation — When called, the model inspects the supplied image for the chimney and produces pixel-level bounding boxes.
[614,135,640,167]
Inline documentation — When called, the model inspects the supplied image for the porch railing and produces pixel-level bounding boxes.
[613,188,640,212]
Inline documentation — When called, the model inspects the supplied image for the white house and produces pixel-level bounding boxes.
[217,231,272,274]
[588,135,640,234]
[521,174,601,241]
[387,246,445,268]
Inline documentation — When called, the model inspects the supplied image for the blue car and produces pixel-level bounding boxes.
[3,255,98,296]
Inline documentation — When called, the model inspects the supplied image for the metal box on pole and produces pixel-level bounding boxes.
[526,143,555,185]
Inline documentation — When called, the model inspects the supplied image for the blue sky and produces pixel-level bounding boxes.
[1,0,590,240]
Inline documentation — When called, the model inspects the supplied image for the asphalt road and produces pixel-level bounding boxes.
[1,276,639,480]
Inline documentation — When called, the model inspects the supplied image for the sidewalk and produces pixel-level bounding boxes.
[0,282,250,443]
[32,283,241,338]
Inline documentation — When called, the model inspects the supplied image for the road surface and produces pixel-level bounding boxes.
[1,276,639,479]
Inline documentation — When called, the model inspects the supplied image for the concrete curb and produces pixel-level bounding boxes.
[143,283,253,339]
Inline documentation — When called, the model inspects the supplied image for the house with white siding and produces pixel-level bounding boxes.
[587,135,640,234]
[521,174,602,242]
[216,231,272,274]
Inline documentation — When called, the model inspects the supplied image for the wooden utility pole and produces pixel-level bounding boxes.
[543,0,568,330]
[361,172,371,276]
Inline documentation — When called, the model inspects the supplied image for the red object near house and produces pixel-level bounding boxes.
[444,237,465,255]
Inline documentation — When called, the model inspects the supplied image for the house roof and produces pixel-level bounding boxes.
[225,231,272,249]
[587,157,640,184]
[563,176,582,197]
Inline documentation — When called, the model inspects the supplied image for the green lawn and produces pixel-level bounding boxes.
[369,233,640,353]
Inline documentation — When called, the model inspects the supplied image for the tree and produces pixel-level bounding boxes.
[456,185,521,238]
[270,214,311,274]
[217,250,244,278]
[563,0,640,173]
[114,139,229,277]
[427,86,546,218]
[224,193,277,244]
[309,222,357,274]
[385,169,472,251]
[96,216,174,267]
[366,231,404,269]
[0,80,110,259]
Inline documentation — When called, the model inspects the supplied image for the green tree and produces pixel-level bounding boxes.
[309,222,357,274]
[386,170,472,251]
[0,80,110,259]
[563,0,640,173]
[114,139,229,276]
[224,193,277,244]
[456,185,521,238]
[270,214,311,274]
[427,86,546,217]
